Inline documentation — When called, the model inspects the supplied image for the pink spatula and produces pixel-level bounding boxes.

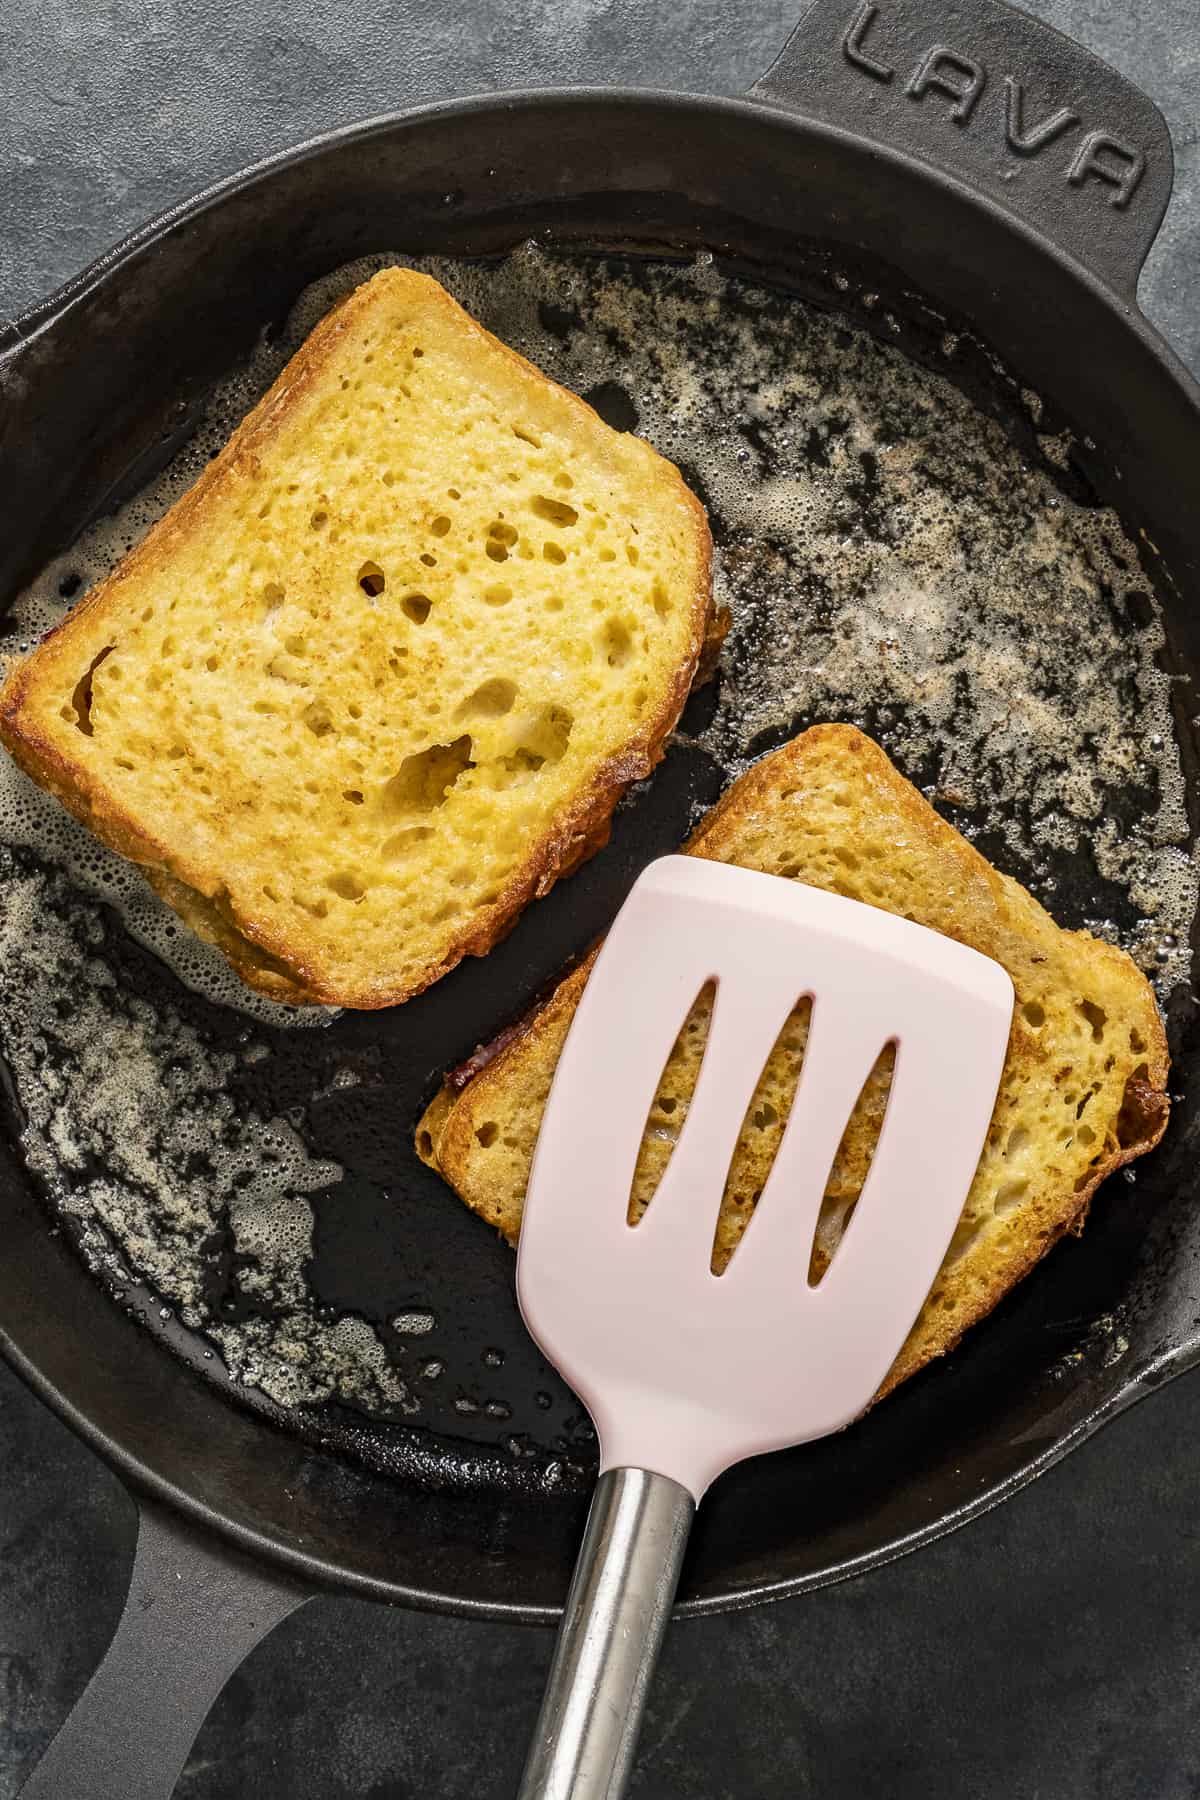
[515,856,1013,1799]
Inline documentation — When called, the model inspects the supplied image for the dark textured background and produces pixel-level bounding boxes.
[1,2,1198,1795]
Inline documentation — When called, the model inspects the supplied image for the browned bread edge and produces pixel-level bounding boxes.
[0,269,720,1009]
[417,723,1169,1399]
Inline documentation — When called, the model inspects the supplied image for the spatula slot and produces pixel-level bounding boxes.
[709,999,812,1276]
[627,981,716,1229]
[807,1042,897,1287]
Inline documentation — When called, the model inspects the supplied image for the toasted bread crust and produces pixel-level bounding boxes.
[0,269,719,1009]
[417,724,1169,1399]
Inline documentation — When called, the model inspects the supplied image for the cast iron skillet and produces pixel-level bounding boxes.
[4,0,1200,1794]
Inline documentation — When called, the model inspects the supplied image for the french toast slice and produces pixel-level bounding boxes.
[418,724,1169,1395]
[0,268,714,1007]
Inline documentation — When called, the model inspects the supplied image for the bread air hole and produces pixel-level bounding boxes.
[993,1179,1028,1216]
[488,704,574,786]
[328,871,366,902]
[302,701,335,737]
[384,735,474,814]
[543,542,566,565]
[476,1121,499,1147]
[1078,998,1107,1042]
[530,495,578,528]
[946,1216,987,1264]
[402,594,431,625]
[69,645,115,736]
[496,750,543,779]
[485,520,519,562]
[456,678,517,721]
[382,825,435,862]
[358,561,386,597]
[600,619,633,667]
[513,704,572,764]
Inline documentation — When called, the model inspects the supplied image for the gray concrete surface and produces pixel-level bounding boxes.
[1,2,1198,1795]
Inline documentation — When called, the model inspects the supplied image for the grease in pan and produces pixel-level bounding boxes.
[0,247,1190,1438]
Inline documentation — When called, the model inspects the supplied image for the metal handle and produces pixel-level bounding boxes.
[19,1501,309,1800]
[517,1468,695,1800]
[750,0,1174,297]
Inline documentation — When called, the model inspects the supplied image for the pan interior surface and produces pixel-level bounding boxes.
[1,210,1198,1615]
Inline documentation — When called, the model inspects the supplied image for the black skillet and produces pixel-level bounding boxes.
[3,0,1199,1794]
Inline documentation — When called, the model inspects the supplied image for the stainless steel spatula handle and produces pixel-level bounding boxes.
[517,1468,694,1800]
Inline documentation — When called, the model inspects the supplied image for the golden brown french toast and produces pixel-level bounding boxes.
[418,724,1168,1395]
[0,268,714,1007]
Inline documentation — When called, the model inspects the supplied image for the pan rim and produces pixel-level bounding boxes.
[5,84,1199,414]
[3,80,1200,1622]
[5,1307,1195,1621]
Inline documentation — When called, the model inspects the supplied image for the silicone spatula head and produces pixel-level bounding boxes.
[517,855,1014,1500]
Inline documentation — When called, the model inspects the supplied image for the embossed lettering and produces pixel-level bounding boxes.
[842,0,894,82]
[835,7,1146,211]
[1067,131,1145,208]
[1004,77,1078,154]
[905,46,986,125]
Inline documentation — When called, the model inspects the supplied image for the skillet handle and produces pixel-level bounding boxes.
[517,1467,694,1800]
[749,0,1174,298]
[19,1499,310,1800]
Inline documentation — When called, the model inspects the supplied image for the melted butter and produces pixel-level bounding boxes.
[0,244,1192,1418]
